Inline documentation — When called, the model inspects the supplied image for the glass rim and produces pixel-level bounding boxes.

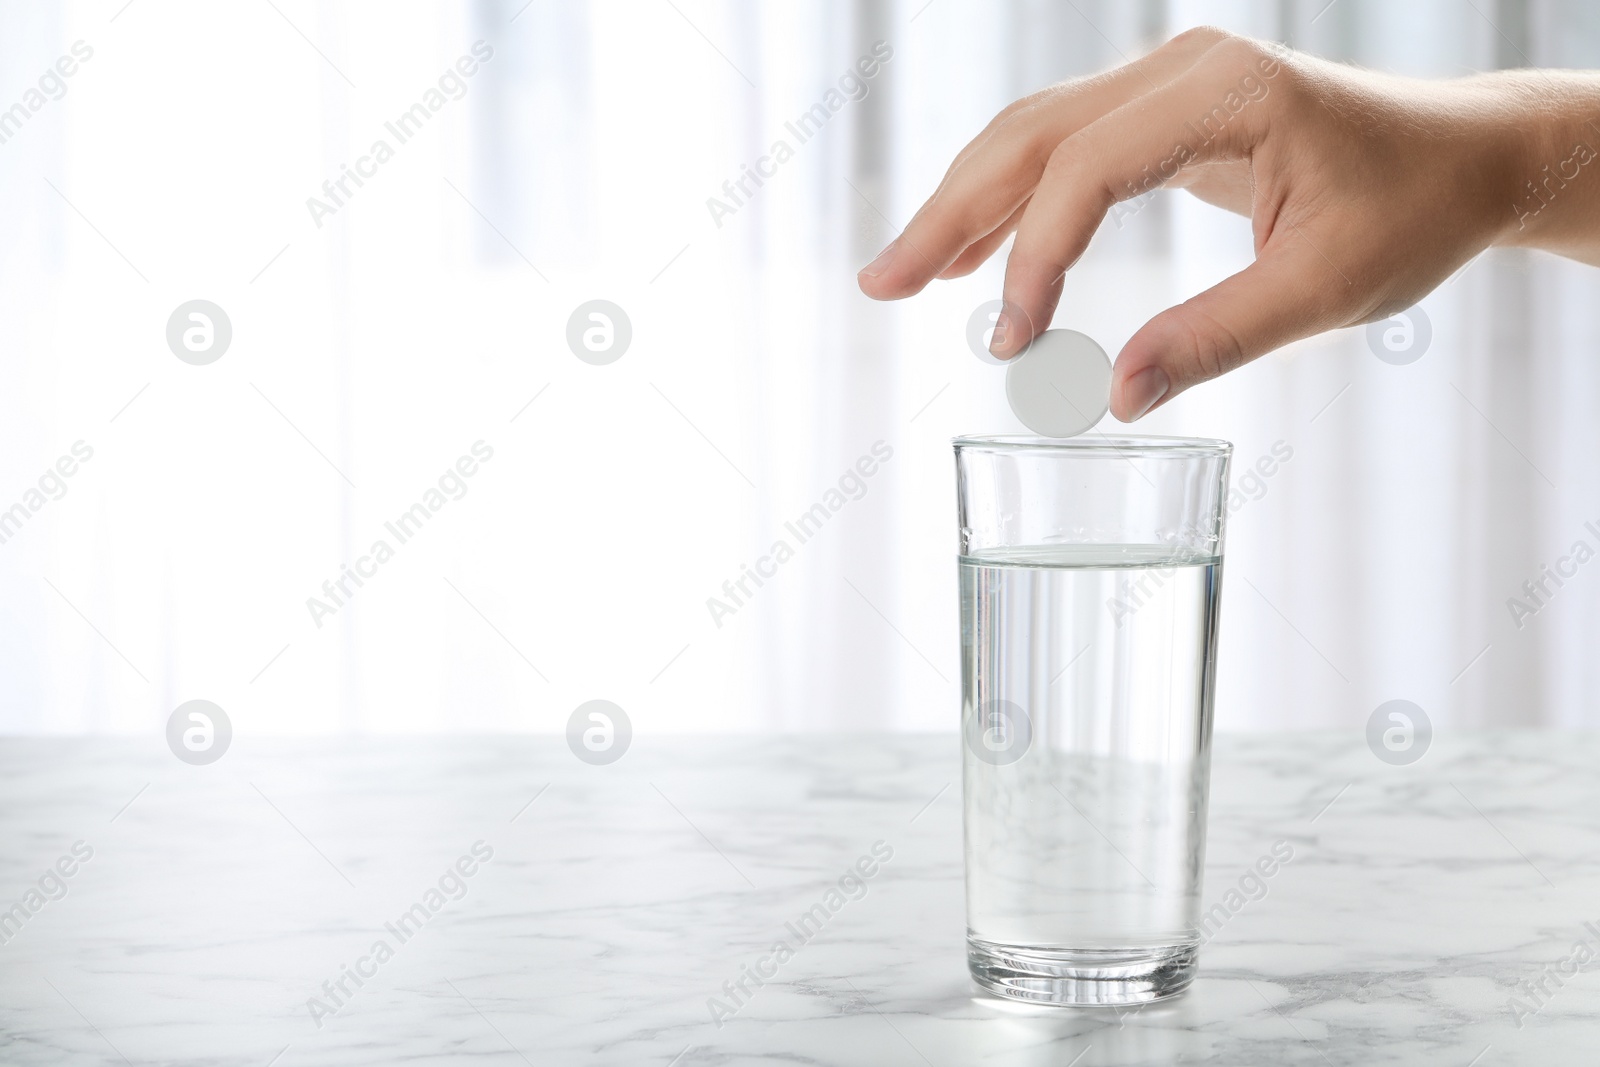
[952,433,1232,456]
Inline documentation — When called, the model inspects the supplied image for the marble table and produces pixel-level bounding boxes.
[0,731,1594,1065]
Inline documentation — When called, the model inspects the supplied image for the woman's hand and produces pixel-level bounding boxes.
[858,28,1600,420]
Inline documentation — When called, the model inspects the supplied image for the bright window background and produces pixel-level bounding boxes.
[1,0,1597,735]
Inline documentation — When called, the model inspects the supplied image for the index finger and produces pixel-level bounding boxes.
[991,39,1284,357]
[856,27,1234,301]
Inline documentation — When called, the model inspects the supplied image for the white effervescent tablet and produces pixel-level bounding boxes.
[1004,328,1113,438]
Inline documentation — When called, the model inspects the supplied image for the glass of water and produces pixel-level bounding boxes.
[954,434,1232,1005]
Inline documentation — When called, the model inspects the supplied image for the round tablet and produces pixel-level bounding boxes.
[1004,329,1113,438]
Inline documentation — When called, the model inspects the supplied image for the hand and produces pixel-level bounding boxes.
[857,28,1600,420]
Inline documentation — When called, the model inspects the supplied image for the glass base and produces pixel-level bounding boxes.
[967,937,1197,1006]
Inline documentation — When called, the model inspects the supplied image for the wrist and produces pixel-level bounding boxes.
[1485,72,1600,258]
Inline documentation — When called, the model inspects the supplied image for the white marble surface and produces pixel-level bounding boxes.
[0,731,1596,1065]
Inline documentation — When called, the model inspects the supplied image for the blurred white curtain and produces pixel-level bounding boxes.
[0,0,1596,735]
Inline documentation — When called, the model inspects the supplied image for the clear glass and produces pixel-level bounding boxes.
[954,434,1232,1005]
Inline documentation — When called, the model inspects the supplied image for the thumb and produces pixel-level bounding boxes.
[1110,241,1351,421]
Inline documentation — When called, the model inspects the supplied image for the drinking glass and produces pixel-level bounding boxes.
[954,434,1232,1005]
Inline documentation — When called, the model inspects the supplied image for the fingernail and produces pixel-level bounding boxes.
[989,301,1033,358]
[988,311,1012,356]
[1123,366,1170,421]
[859,240,899,279]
